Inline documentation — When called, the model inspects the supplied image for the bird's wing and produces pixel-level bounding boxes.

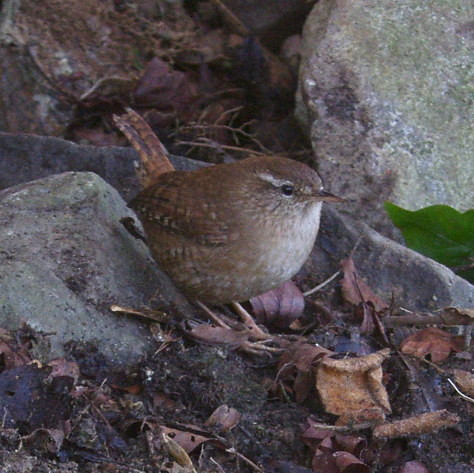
[129,171,231,246]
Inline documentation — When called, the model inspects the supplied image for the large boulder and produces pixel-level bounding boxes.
[0,171,191,365]
[296,0,473,234]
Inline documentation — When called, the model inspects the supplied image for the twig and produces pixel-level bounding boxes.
[226,447,264,473]
[304,270,341,296]
[373,410,461,438]
[447,378,474,403]
[176,139,267,157]
[111,304,171,323]
[306,421,377,432]
[384,311,473,327]
[179,123,273,154]
[26,46,77,102]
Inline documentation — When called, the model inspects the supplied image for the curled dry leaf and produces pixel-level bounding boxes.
[161,432,195,469]
[23,428,65,453]
[341,257,388,312]
[205,404,241,432]
[373,409,460,438]
[442,306,474,321]
[452,369,474,397]
[187,324,249,349]
[333,451,371,473]
[311,448,371,473]
[279,342,333,372]
[303,419,370,473]
[315,349,391,419]
[250,280,305,329]
[303,419,367,455]
[340,257,389,338]
[161,426,211,454]
[277,342,333,403]
[400,327,464,363]
[0,341,31,371]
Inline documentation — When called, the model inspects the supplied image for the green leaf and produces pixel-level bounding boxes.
[384,202,474,283]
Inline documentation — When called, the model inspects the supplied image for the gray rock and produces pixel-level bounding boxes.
[0,171,191,366]
[296,0,473,234]
[0,132,200,201]
[307,207,474,311]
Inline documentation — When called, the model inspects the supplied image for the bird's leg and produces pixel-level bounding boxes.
[196,301,283,354]
[230,301,272,341]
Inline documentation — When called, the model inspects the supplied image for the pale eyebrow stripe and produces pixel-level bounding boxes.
[256,172,292,187]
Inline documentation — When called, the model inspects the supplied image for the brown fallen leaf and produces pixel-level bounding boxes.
[452,369,474,397]
[315,349,391,419]
[333,451,371,473]
[23,428,65,453]
[161,432,196,471]
[400,327,464,363]
[187,324,249,348]
[250,280,305,329]
[205,404,241,432]
[0,340,32,371]
[341,257,388,312]
[443,307,474,320]
[277,342,333,403]
[161,426,211,454]
[303,419,370,473]
[341,257,389,339]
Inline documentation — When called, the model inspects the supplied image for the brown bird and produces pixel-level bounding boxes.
[130,155,341,305]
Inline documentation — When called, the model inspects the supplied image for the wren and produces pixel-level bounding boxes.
[130,156,341,304]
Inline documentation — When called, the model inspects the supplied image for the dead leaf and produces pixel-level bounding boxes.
[161,432,195,470]
[279,342,333,373]
[315,349,391,418]
[23,428,65,453]
[443,307,474,320]
[341,257,388,312]
[188,324,249,348]
[303,420,370,473]
[277,342,332,403]
[400,328,464,362]
[0,340,32,371]
[333,451,371,473]
[452,369,474,397]
[161,426,211,454]
[205,405,240,432]
[250,280,305,329]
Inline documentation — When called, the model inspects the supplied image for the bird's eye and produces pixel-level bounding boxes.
[281,184,294,196]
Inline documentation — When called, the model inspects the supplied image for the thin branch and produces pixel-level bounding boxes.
[176,139,268,157]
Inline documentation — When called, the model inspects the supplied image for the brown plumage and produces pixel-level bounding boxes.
[130,155,341,304]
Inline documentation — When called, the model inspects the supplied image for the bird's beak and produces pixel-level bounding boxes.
[317,190,344,202]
